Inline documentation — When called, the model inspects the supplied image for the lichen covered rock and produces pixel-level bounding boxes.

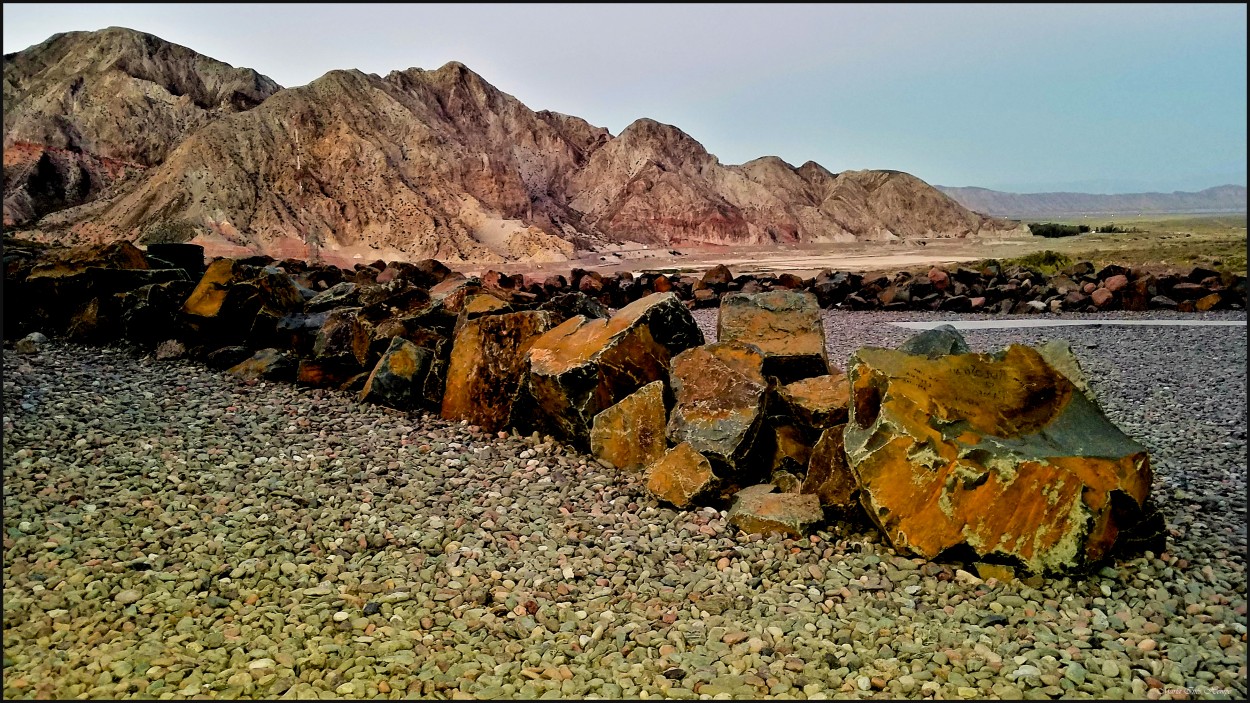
[360,337,433,410]
[844,339,1152,574]
[776,373,850,430]
[590,381,668,472]
[716,290,829,382]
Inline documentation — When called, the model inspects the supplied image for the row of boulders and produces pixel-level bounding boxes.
[4,240,1167,575]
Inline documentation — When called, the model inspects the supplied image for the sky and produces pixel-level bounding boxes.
[4,3,1246,194]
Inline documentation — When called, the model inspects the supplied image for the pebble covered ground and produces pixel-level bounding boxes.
[3,310,1246,700]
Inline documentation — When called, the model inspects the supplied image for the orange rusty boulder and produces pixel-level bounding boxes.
[802,424,858,511]
[296,359,360,388]
[770,424,812,477]
[717,290,829,383]
[644,442,718,509]
[776,373,850,431]
[520,293,703,446]
[590,381,668,472]
[727,484,824,538]
[666,341,769,474]
[844,336,1153,574]
[441,310,554,432]
[182,259,248,319]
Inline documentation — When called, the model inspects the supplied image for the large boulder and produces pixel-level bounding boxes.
[16,242,183,336]
[182,260,303,345]
[717,290,829,383]
[145,242,205,279]
[844,335,1153,574]
[666,341,769,475]
[589,381,668,472]
[359,337,435,411]
[307,282,359,311]
[182,259,249,319]
[312,307,371,368]
[644,443,718,509]
[27,241,148,279]
[520,293,703,446]
[440,310,554,431]
[118,280,196,348]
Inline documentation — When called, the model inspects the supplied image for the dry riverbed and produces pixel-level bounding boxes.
[3,310,1246,700]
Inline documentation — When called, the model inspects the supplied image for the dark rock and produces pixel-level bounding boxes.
[204,346,252,370]
[359,337,434,411]
[227,349,296,383]
[897,324,971,358]
[802,425,857,510]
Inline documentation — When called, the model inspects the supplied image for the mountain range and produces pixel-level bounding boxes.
[937,185,1247,219]
[5,27,1031,262]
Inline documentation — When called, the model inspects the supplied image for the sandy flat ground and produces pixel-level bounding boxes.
[187,219,1245,281]
[458,236,1047,279]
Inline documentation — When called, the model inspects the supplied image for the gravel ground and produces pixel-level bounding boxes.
[3,310,1246,700]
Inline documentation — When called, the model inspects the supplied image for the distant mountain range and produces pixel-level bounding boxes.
[4,27,1025,263]
[936,185,1247,219]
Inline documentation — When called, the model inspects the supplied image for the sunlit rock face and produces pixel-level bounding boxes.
[716,290,830,383]
[440,310,554,432]
[590,381,668,472]
[520,293,702,447]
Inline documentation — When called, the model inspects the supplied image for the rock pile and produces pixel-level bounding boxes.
[3,243,1170,574]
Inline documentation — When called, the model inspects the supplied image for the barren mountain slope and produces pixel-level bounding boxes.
[9,27,1027,261]
[569,119,1020,246]
[34,63,611,262]
[3,27,280,225]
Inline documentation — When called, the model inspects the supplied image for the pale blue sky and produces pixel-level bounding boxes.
[4,3,1245,193]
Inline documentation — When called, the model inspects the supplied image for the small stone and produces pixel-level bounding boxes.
[115,589,142,604]
[333,611,350,622]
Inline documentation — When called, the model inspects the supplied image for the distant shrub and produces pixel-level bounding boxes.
[141,219,201,245]
[1007,250,1074,274]
[1095,224,1141,234]
[1028,223,1089,238]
